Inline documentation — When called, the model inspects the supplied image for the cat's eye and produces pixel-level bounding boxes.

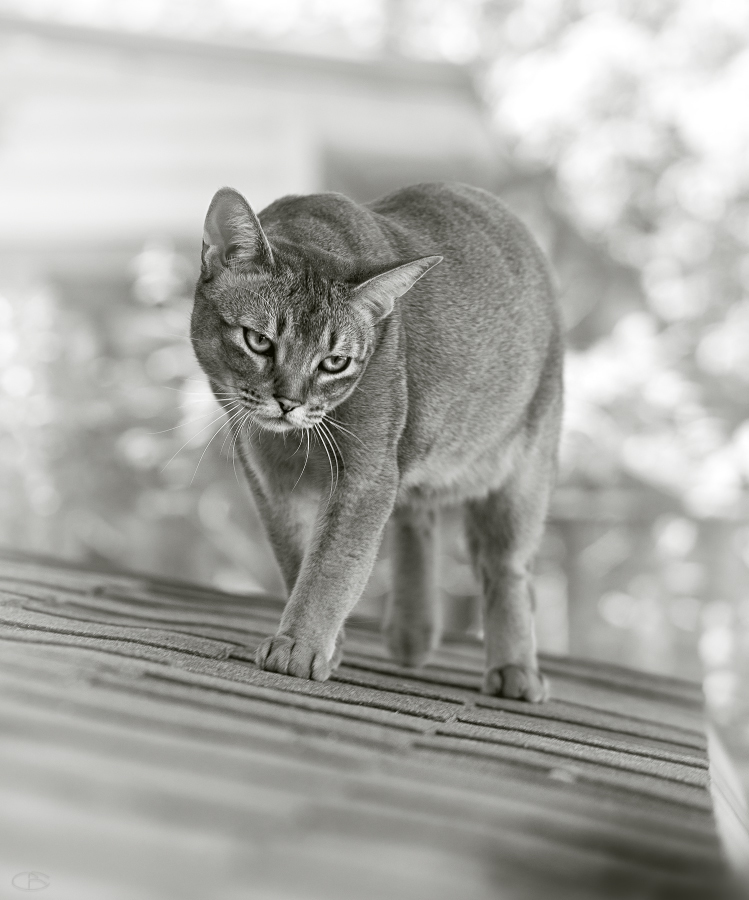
[244,328,272,355]
[320,355,350,373]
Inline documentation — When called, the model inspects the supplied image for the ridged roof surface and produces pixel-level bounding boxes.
[0,549,738,899]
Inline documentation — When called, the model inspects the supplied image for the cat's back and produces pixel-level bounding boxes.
[368,182,549,275]
[368,182,559,367]
[259,183,552,301]
[369,181,557,336]
[369,183,563,494]
[368,181,515,238]
[258,191,395,273]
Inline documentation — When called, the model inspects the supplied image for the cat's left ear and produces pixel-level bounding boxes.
[350,255,443,323]
[201,187,274,279]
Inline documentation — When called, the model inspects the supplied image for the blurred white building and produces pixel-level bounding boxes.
[0,12,498,256]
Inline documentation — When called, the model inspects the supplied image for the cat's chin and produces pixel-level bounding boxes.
[256,417,299,434]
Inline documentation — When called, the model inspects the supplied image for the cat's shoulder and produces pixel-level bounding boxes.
[368,181,510,218]
[368,183,545,269]
[262,183,508,223]
[258,191,381,248]
[259,183,523,231]
[260,191,365,224]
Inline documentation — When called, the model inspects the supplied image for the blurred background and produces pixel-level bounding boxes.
[0,0,748,793]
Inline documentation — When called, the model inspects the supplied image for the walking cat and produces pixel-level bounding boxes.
[191,182,563,701]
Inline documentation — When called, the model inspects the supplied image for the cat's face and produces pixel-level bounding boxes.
[191,187,441,433]
[192,266,375,433]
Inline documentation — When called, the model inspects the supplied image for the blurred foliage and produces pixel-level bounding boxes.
[473,0,749,520]
[0,246,285,598]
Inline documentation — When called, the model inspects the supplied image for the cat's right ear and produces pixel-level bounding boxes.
[201,187,274,280]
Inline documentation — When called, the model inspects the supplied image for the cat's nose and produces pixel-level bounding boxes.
[275,396,302,414]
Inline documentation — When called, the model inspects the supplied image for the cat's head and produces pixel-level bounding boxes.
[191,187,441,433]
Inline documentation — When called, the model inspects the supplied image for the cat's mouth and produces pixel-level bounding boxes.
[255,408,322,433]
[257,417,297,433]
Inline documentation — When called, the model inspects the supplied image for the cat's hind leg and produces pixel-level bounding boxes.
[384,503,442,667]
[330,625,345,671]
[464,447,554,702]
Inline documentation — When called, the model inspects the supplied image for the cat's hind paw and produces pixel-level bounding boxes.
[255,633,331,681]
[482,664,549,703]
[383,617,440,668]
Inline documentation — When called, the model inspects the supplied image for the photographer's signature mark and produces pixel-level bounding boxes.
[11,872,50,892]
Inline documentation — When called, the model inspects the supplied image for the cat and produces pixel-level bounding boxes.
[191,181,563,702]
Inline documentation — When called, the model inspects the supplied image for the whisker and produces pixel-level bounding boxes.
[190,404,246,484]
[326,425,340,497]
[326,416,358,427]
[231,408,255,484]
[191,424,231,484]
[160,405,238,472]
[314,423,337,507]
[291,428,311,493]
[172,396,237,405]
[148,400,242,436]
[159,382,238,403]
[318,419,341,490]
[166,390,238,401]
[324,416,366,449]
[231,412,248,482]
[246,415,262,444]
[219,404,250,457]
[291,429,306,458]
[176,376,238,397]
[159,330,192,342]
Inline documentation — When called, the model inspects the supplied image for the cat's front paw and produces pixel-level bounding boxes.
[482,664,549,703]
[255,632,331,681]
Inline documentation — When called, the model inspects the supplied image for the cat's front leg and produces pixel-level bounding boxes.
[256,463,398,681]
[250,486,318,597]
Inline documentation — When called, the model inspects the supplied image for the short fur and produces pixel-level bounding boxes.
[191,182,563,701]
